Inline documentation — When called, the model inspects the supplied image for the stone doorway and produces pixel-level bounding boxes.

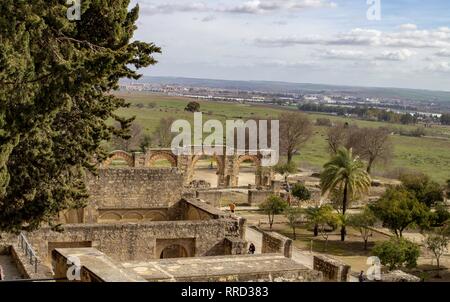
[156,238,195,259]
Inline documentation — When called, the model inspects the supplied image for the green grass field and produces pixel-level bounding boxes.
[113,92,450,183]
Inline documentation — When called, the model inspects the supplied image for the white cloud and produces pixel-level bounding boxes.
[399,23,417,30]
[426,62,450,72]
[320,49,367,60]
[255,27,450,48]
[140,0,337,15]
[375,49,416,61]
[436,49,450,57]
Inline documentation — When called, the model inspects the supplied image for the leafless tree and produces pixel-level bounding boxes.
[154,117,176,147]
[279,112,312,163]
[326,122,350,154]
[111,121,143,151]
[347,127,393,174]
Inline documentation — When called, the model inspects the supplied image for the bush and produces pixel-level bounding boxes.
[291,183,311,201]
[400,172,444,207]
[373,238,420,271]
[185,101,200,112]
[259,195,288,230]
[316,118,332,127]
[431,203,450,227]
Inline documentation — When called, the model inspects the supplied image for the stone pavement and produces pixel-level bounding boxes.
[0,255,22,281]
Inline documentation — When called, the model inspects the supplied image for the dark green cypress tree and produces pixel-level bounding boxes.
[0,0,161,232]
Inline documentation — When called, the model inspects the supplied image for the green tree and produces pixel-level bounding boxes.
[425,233,448,277]
[139,134,153,153]
[320,148,371,241]
[291,183,311,202]
[184,101,200,113]
[348,207,377,250]
[373,238,420,271]
[430,203,450,227]
[274,162,297,183]
[274,161,297,195]
[284,206,303,239]
[315,205,339,252]
[304,206,321,237]
[259,195,288,230]
[370,187,430,238]
[0,1,160,232]
[400,172,444,207]
[440,113,450,125]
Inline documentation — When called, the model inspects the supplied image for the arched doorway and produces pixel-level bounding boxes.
[160,244,189,259]
[146,152,177,168]
[102,151,134,168]
[236,155,260,187]
[190,155,223,188]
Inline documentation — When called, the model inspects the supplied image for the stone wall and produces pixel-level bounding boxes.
[313,255,351,282]
[248,190,273,206]
[26,218,241,264]
[196,191,223,207]
[86,168,183,210]
[60,168,185,224]
[249,227,292,258]
[53,249,322,282]
[52,248,146,282]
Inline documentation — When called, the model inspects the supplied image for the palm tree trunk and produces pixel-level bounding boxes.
[341,182,348,241]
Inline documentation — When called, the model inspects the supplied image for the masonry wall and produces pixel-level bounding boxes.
[26,219,241,264]
[249,227,292,258]
[79,168,184,223]
[248,190,273,206]
[87,168,184,209]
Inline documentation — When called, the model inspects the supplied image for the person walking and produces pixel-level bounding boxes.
[248,243,256,254]
[358,271,365,282]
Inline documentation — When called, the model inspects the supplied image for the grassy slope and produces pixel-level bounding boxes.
[113,92,450,183]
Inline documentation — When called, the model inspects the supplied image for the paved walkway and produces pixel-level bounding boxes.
[0,255,22,281]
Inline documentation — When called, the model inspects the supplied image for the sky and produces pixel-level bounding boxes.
[129,0,450,91]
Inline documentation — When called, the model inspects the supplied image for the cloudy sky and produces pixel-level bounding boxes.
[130,0,450,91]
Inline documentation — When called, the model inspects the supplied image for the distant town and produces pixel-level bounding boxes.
[119,77,450,125]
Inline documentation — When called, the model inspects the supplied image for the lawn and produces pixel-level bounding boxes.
[112,92,450,183]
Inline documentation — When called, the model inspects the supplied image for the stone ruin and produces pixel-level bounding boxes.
[0,166,323,282]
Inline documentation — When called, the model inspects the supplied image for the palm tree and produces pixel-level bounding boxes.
[320,147,371,241]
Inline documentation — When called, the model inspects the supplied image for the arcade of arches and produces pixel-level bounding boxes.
[100,149,273,188]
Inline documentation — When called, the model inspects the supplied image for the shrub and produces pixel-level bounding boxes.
[373,238,420,270]
[185,101,200,112]
[291,183,311,202]
[259,195,288,230]
[316,118,332,127]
